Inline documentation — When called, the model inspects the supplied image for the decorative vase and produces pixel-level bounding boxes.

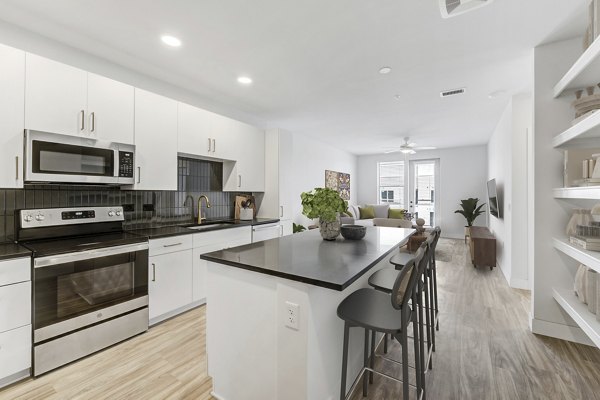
[588,269,598,314]
[575,264,587,303]
[319,215,341,241]
[566,209,592,236]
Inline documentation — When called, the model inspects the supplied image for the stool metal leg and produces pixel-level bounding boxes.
[399,328,410,400]
[363,328,369,396]
[340,322,349,400]
[433,260,439,331]
[417,290,426,399]
[370,330,375,384]
[383,333,388,354]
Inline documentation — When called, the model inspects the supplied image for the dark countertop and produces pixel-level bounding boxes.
[127,218,280,239]
[201,227,415,291]
[0,242,32,261]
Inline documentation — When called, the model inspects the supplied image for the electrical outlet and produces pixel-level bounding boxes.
[285,301,299,330]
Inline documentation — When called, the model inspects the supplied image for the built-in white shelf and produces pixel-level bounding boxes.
[552,111,600,148]
[553,287,600,347]
[554,36,600,98]
[553,186,600,199]
[554,237,600,272]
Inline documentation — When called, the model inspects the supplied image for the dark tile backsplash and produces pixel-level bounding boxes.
[0,158,250,242]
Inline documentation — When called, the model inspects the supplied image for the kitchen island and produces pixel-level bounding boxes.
[201,226,415,400]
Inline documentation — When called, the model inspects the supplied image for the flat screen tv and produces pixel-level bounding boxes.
[487,179,500,218]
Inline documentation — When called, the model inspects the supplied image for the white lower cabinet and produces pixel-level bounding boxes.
[0,325,31,380]
[0,257,32,387]
[192,227,252,302]
[148,246,193,325]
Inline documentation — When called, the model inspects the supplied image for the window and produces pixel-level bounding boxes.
[378,161,404,208]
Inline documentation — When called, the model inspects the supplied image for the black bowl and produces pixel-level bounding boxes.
[341,225,366,240]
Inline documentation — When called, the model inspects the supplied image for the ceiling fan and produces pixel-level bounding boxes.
[384,137,437,155]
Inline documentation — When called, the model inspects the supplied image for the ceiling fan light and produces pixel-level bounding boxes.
[400,148,416,154]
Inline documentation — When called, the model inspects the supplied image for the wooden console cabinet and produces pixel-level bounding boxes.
[468,226,496,270]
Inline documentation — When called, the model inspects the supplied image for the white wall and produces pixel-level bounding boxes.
[487,102,512,282]
[292,133,358,226]
[357,146,488,239]
[487,93,532,289]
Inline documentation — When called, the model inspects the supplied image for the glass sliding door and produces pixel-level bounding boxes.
[409,159,440,227]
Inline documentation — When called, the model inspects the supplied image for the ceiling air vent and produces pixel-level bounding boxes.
[440,0,494,19]
[440,88,466,98]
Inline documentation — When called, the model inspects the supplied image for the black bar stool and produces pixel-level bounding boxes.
[337,247,426,400]
[369,229,440,361]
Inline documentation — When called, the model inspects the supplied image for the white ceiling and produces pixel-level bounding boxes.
[0,0,587,154]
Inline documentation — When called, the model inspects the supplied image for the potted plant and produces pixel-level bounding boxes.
[454,198,486,241]
[301,188,348,240]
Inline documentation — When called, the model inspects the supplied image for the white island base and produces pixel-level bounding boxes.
[206,253,396,400]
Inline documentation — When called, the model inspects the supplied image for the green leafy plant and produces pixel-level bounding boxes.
[454,198,486,227]
[293,223,306,234]
[301,188,348,223]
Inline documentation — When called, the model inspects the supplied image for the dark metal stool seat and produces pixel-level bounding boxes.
[368,267,400,293]
[390,252,412,268]
[337,288,412,333]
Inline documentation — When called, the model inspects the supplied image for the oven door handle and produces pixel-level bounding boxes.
[34,243,149,268]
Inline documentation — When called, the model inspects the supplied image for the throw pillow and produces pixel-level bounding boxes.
[388,208,405,219]
[359,206,375,219]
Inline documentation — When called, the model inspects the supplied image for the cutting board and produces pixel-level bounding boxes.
[234,195,256,220]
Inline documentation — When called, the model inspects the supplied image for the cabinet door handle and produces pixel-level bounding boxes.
[90,112,96,133]
[208,138,212,152]
[238,174,241,188]
[280,225,283,237]
[15,156,19,180]
[137,167,141,184]
[152,263,156,282]
[163,242,182,248]
[212,138,216,153]
[280,206,283,218]
[80,110,85,131]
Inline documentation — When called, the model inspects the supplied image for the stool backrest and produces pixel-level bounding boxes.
[391,245,425,310]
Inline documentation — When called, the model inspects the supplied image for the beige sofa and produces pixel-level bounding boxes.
[342,204,413,227]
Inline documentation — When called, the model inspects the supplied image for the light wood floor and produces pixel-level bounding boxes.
[2,239,600,399]
[350,239,600,400]
[0,307,214,400]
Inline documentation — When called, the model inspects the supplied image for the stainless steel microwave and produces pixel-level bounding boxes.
[24,130,135,185]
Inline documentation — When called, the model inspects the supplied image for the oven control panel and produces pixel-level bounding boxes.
[20,206,125,228]
[118,151,134,178]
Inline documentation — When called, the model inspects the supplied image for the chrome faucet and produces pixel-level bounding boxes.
[198,195,211,224]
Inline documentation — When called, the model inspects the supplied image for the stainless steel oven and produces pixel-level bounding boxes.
[18,206,149,376]
[24,130,135,185]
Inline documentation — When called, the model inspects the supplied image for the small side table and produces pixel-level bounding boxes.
[407,234,427,253]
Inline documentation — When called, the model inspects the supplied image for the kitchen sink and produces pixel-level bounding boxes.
[187,223,233,231]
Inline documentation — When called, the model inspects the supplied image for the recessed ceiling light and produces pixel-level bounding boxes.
[394,94,402,100]
[379,67,392,74]
[237,76,253,85]
[161,35,181,47]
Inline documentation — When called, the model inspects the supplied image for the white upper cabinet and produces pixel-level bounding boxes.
[87,73,134,144]
[222,120,265,192]
[210,113,236,160]
[25,53,88,136]
[236,122,265,192]
[134,89,178,190]
[25,54,134,144]
[257,129,293,220]
[0,44,25,188]
[177,102,212,156]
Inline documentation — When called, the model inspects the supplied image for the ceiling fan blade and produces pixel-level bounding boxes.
[384,149,401,154]
[415,146,437,150]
